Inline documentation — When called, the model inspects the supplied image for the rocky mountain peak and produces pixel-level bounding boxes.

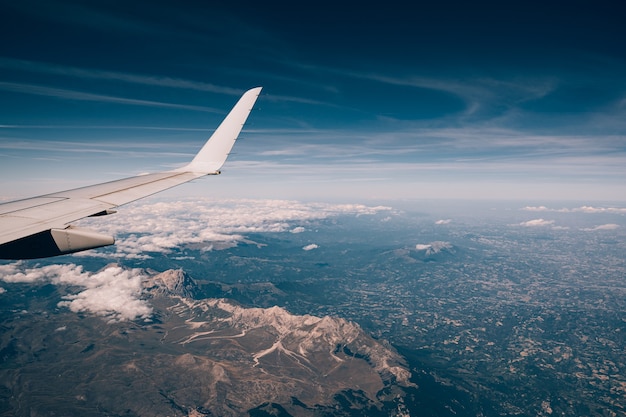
[145,269,199,298]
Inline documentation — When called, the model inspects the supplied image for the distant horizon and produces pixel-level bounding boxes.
[2,183,626,205]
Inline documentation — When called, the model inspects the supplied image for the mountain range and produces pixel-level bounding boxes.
[0,266,415,416]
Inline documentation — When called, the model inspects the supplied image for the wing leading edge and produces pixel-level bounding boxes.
[0,86,262,259]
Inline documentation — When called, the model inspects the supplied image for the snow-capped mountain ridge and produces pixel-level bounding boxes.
[171,296,411,385]
[140,268,413,413]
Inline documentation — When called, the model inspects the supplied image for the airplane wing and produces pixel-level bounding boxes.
[0,86,262,259]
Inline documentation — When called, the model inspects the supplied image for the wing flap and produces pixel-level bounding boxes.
[0,198,112,246]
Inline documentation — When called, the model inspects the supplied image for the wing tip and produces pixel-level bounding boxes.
[175,86,263,174]
[247,86,263,98]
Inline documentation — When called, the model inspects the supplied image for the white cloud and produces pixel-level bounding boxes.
[574,206,626,214]
[582,224,620,231]
[77,199,392,258]
[522,206,550,212]
[415,241,453,255]
[519,219,555,227]
[0,263,151,322]
[302,244,319,251]
[435,219,451,225]
[522,205,626,214]
[0,287,5,294]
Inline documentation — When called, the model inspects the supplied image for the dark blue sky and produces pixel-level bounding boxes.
[1,0,625,201]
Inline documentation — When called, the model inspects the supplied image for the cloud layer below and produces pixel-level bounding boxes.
[0,263,151,322]
[77,198,392,258]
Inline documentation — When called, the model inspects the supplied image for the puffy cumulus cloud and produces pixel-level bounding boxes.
[0,263,151,322]
[519,219,555,227]
[435,219,451,225]
[522,206,550,212]
[302,244,319,251]
[78,199,393,258]
[0,287,5,294]
[0,262,85,283]
[582,224,620,231]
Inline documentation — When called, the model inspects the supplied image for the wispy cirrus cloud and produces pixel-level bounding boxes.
[0,81,220,112]
[250,125,626,166]
[0,58,328,107]
[0,57,243,96]
[290,62,558,119]
[0,57,333,111]
[349,72,557,117]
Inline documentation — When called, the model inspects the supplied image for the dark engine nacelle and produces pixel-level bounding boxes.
[0,227,114,259]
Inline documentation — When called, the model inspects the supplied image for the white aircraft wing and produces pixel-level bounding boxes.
[0,86,262,259]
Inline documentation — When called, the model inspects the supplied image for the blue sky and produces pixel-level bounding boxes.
[1,0,625,202]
